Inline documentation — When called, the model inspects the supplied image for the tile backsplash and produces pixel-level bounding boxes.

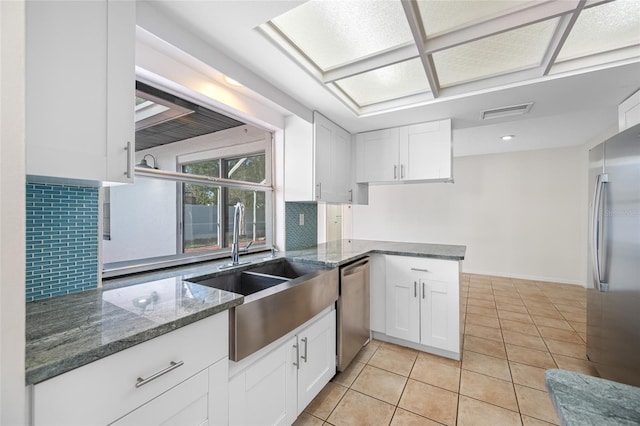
[285,202,317,251]
[26,183,99,301]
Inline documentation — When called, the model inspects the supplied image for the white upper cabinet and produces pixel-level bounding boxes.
[356,119,452,184]
[26,0,135,184]
[618,89,640,131]
[285,112,352,203]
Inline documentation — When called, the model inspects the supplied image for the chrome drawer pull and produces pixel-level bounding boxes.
[135,360,184,388]
[410,268,430,273]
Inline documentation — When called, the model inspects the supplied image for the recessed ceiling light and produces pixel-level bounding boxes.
[501,135,515,141]
[224,76,243,87]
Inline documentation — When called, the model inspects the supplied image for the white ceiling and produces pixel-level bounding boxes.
[142,0,640,156]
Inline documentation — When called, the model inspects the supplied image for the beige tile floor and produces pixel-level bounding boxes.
[295,273,598,426]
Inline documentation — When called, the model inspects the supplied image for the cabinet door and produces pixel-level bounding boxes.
[229,336,297,426]
[355,128,400,183]
[314,112,352,203]
[297,310,336,414]
[106,0,135,183]
[400,119,452,181]
[26,0,134,184]
[420,279,460,353]
[385,256,420,343]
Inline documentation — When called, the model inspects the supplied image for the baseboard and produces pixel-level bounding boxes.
[371,332,460,361]
[461,268,587,288]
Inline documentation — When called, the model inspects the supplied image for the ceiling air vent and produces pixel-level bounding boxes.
[481,102,533,120]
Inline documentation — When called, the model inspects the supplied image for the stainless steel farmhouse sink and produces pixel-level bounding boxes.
[187,259,338,361]
[190,271,288,297]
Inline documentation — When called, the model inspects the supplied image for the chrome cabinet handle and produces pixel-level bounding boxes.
[590,173,609,292]
[135,360,184,388]
[422,282,425,299]
[414,281,417,298]
[394,165,397,179]
[410,268,430,273]
[301,337,308,362]
[316,183,321,200]
[349,189,353,202]
[293,343,299,369]
[125,141,133,178]
[401,164,405,179]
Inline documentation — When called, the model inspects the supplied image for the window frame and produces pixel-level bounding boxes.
[102,134,274,279]
[177,140,273,255]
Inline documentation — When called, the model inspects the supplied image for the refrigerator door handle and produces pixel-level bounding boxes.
[590,173,608,291]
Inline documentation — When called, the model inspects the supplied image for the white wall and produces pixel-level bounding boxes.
[352,146,589,285]
[0,0,27,423]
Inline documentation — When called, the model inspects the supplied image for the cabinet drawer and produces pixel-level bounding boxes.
[33,313,228,426]
[388,255,458,283]
[110,368,209,426]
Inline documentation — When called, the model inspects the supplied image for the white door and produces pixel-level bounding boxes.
[229,336,298,426]
[385,256,420,343]
[420,279,460,353]
[297,310,336,414]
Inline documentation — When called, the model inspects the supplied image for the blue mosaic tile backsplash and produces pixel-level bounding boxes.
[285,202,317,251]
[26,183,99,302]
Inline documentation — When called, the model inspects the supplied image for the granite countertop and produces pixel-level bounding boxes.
[545,369,640,425]
[26,240,465,385]
[285,239,466,267]
[26,277,243,385]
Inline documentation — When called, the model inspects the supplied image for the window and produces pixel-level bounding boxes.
[102,126,273,278]
[181,153,268,253]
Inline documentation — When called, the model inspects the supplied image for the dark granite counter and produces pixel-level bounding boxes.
[26,277,243,385]
[545,369,640,426]
[285,239,466,267]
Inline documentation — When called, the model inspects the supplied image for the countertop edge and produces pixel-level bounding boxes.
[545,369,640,426]
[26,297,242,385]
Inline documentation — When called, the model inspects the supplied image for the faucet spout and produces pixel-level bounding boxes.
[229,201,255,267]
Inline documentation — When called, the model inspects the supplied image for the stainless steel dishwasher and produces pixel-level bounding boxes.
[337,257,370,371]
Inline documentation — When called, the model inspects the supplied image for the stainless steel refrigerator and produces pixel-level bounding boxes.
[587,123,640,386]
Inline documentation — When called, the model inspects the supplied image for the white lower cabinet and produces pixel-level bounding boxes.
[229,337,297,426]
[229,309,336,426]
[31,313,229,426]
[385,255,460,356]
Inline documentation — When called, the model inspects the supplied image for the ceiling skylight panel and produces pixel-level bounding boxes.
[416,0,531,37]
[270,0,414,71]
[433,18,560,87]
[334,58,430,106]
[556,0,640,62]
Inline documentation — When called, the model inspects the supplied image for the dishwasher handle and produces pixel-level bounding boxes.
[341,258,370,277]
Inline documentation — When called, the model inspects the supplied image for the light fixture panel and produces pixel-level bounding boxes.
[270,0,413,71]
[416,0,530,37]
[433,18,560,87]
[335,58,430,107]
[556,0,640,62]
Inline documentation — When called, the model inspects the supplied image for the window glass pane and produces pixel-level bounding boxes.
[225,153,266,183]
[433,18,559,87]
[224,189,267,247]
[183,183,220,253]
[271,0,413,70]
[556,0,640,62]
[335,58,430,106]
[182,159,221,177]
